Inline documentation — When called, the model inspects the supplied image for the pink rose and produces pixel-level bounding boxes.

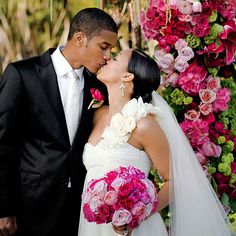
[199,102,213,116]
[94,213,108,224]
[111,178,125,191]
[93,180,108,198]
[140,191,151,204]
[199,89,216,103]
[162,72,179,86]
[90,196,104,212]
[119,182,134,196]
[83,203,95,222]
[184,109,200,121]
[156,52,174,69]
[175,39,188,50]
[128,166,145,179]
[178,46,194,61]
[104,191,118,205]
[132,178,146,192]
[90,88,104,101]
[178,1,192,14]
[195,152,207,165]
[97,203,111,217]
[112,209,132,226]
[203,112,215,124]
[193,25,210,37]
[206,76,221,92]
[129,189,141,202]
[125,199,135,210]
[174,56,189,72]
[166,35,179,46]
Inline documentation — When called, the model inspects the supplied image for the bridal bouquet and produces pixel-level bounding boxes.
[82,166,158,229]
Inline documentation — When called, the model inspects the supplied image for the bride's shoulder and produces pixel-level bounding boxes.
[134,114,163,139]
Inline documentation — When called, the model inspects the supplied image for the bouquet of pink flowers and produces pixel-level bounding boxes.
[82,166,158,229]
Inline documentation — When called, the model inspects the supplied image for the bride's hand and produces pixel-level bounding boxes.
[112,224,132,236]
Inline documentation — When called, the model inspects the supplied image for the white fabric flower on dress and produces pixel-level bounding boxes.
[98,97,162,149]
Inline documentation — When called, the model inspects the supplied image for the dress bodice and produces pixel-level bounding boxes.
[82,97,162,178]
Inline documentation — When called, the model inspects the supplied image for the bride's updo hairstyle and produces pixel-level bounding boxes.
[128,49,160,103]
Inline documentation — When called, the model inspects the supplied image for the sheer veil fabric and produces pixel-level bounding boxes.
[151,91,234,236]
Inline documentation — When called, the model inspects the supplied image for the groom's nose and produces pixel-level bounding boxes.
[103,50,111,61]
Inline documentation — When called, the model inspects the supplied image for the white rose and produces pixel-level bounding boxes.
[192,2,202,12]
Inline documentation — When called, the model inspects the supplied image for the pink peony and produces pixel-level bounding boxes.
[119,182,134,196]
[104,191,118,205]
[83,203,95,222]
[131,202,146,217]
[200,141,222,157]
[112,209,132,226]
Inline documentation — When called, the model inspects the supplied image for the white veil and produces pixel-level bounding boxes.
[151,91,234,236]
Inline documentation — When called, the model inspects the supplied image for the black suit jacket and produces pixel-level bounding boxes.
[0,48,107,235]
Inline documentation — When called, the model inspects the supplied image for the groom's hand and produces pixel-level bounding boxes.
[0,217,17,236]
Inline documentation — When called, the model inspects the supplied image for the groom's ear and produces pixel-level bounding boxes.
[73,32,87,47]
[122,73,134,82]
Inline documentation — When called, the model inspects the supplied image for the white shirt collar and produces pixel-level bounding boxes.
[51,46,84,80]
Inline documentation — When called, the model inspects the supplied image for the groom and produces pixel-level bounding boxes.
[0,8,117,236]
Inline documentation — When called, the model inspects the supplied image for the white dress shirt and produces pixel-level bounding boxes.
[51,46,84,144]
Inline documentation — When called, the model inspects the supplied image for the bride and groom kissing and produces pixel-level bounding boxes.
[0,7,232,236]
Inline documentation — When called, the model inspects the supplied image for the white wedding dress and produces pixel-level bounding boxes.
[78,95,233,236]
[78,98,168,236]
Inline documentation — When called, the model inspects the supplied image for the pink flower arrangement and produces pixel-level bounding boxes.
[141,0,236,221]
[82,166,158,228]
[88,88,105,109]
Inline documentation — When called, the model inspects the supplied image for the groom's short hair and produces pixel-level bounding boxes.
[68,8,118,41]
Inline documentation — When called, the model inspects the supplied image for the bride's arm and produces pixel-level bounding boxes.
[134,115,171,212]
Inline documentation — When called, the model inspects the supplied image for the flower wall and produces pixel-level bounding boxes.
[141,0,236,224]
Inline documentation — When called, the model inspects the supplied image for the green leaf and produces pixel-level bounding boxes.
[212,177,218,192]
[229,199,236,212]
[220,192,229,206]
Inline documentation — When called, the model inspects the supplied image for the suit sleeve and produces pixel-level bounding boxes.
[0,64,24,218]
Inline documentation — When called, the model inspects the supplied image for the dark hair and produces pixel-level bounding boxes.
[68,8,118,40]
[128,49,160,103]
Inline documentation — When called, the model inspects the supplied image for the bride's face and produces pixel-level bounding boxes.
[97,49,132,84]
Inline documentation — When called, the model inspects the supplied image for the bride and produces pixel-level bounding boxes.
[78,48,233,236]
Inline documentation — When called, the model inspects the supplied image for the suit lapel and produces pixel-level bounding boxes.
[36,49,70,145]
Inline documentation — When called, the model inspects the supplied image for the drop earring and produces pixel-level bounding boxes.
[119,82,126,97]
